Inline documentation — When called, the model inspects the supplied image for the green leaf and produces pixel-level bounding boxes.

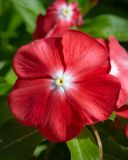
[72,0,98,15]
[103,133,128,160]
[74,0,90,14]
[42,0,53,8]
[67,127,99,160]
[0,95,13,125]
[7,12,22,32]
[104,153,120,160]
[97,121,128,160]
[0,120,43,160]
[0,61,6,70]
[9,0,45,33]
[0,0,3,15]
[80,14,128,41]
[5,68,17,85]
[109,112,116,121]
[0,77,11,95]
[33,144,47,158]
[0,0,10,16]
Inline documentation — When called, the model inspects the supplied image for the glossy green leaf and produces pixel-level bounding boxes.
[0,120,43,160]
[80,14,128,41]
[0,77,11,95]
[67,127,99,160]
[9,0,45,33]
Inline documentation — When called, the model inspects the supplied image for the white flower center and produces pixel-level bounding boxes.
[110,60,119,76]
[58,5,73,21]
[53,70,73,92]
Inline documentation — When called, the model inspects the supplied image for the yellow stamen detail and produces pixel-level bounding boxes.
[62,8,70,16]
[56,78,64,86]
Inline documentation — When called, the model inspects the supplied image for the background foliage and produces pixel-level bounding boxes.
[0,0,128,159]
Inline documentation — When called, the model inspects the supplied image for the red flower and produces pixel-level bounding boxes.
[97,37,128,108]
[8,31,120,142]
[33,0,83,39]
[114,105,128,138]
[116,105,128,119]
[109,37,128,108]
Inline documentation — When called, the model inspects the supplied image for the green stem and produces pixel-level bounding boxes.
[91,125,103,160]
[44,141,56,160]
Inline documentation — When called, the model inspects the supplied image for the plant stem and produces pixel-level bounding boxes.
[44,141,56,160]
[91,125,103,160]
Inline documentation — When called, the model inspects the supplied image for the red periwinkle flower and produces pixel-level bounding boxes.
[33,0,83,39]
[97,37,128,108]
[109,36,128,108]
[114,105,128,138]
[8,31,120,142]
[116,105,128,119]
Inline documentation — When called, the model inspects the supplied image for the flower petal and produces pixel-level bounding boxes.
[33,0,63,39]
[38,90,83,142]
[116,105,128,119]
[66,74,120,125]
[13,38,63,79]
[109,36,128,107]
[62,30,110,78]
[45,21,71,38]
[109,36,128,65]
[33,12,59,39]
[33,0,83,39]
[33,14,47,39]
[49,0,66,9]
[96,38,109,50]
[8,78,52,126]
